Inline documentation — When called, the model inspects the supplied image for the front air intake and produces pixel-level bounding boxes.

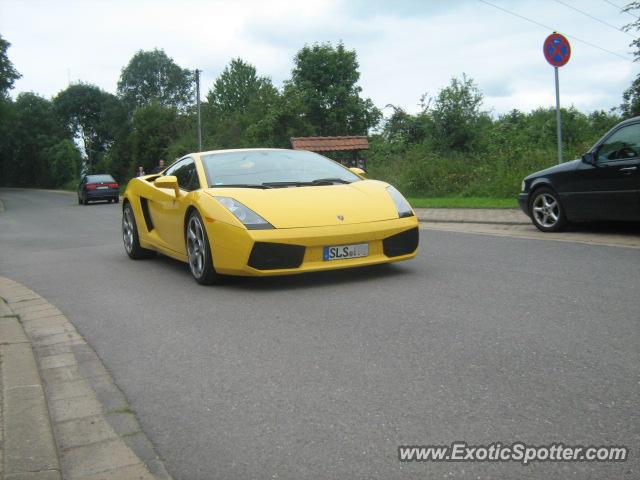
[383,227,419,257]
[248,242,305,270]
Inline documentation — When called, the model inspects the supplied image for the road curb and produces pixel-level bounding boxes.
[414,208,529,226]
[0,278,173,480]
[417,217,528,226]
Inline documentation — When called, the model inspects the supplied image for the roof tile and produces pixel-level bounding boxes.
[290,136,369,152]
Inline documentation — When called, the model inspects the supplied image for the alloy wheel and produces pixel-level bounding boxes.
[187,215,206,278]
[532,193,560,228]
[122,207,134,253]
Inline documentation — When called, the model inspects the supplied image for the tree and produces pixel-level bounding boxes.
[0,34,21,98]
[619,2,640,117]
[117,49,193,111]
[208,58,278,115]
[423,74,488,152]
[49,140,81,187]
[0,97,17,185]
[382,105,426,145]
[0,34,21,184]
[129,102,179,175]
[620,77,640,118]
[204,58,282,148]
[5,93,69,187]
[54,83,125,173]
[284,42,381,136]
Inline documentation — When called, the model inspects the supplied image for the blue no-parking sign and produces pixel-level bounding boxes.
[543,33,571,67]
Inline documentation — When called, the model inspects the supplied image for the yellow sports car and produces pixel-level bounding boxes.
[122,149,419,284]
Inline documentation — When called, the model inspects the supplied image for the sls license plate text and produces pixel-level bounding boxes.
[323,243,369,261]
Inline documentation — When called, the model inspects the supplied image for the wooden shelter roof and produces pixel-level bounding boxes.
[290,136,369,152]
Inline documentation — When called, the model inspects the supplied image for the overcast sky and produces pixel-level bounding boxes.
[1,0,637,117]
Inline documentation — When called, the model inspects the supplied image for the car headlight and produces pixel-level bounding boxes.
[386,186,414,218]
[215,197,274,229]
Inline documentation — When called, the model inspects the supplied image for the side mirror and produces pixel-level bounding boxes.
[349,167,366,177]
[581,152,596,165]
[155,175,180,197]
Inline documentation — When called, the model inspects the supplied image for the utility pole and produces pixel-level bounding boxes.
[195,69,202,152]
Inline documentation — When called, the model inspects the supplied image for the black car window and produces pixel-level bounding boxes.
[597,123,640,162]
[165,158,199,191]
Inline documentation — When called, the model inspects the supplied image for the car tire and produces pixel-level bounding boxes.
[78,196,82,205]
[529,187,568,232]
[122,202,156,259]
[82,194,88,205]
[185,210,220,285]
[114,196,120,204]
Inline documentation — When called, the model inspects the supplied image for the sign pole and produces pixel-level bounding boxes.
[554,66,562,164]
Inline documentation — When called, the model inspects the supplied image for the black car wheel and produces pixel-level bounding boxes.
[122,203,156,259]
[185,210,220,285]
[78,195,82,205]
[529,187,568,232]
[82,194,88,205]
[114,196,119,204]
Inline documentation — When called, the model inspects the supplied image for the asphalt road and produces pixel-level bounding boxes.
[1,188,639,480]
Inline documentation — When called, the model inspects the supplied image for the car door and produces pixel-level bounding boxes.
[567,122,640,221]
[147,158,200,253]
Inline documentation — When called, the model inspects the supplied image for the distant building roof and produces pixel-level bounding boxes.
[290,136,369,152]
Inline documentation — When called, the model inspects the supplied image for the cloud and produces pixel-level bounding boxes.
[0,0,636,116]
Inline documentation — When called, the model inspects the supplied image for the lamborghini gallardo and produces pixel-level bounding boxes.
[122,149,419,284]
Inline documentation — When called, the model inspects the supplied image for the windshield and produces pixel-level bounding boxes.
[201,150,360,188]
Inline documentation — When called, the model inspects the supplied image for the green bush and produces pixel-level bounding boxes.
[369,100,620,198]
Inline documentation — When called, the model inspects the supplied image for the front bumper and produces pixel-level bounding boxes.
[204,216,420,276]
[518,193,530,217]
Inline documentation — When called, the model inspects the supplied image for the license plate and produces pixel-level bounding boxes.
[323,243,368,261]
[97,186,108,189]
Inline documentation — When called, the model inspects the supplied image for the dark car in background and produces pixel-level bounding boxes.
[78,174,120,205]
[519,116,640,232]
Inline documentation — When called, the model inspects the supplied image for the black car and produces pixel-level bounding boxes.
[519,116,640,232]
[78,174,120,205]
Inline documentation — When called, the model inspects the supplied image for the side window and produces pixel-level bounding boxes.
[597,123,640,162]
[165,159,185,177]
[165,159,199,191]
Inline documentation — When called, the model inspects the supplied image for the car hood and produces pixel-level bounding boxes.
[525,158,581,179]
[203,180,402,228]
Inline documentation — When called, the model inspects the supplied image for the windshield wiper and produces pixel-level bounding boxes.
[310,178,352,185]
[261,181,308,187]
[261,178,352,188]
[209,183,273,189]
